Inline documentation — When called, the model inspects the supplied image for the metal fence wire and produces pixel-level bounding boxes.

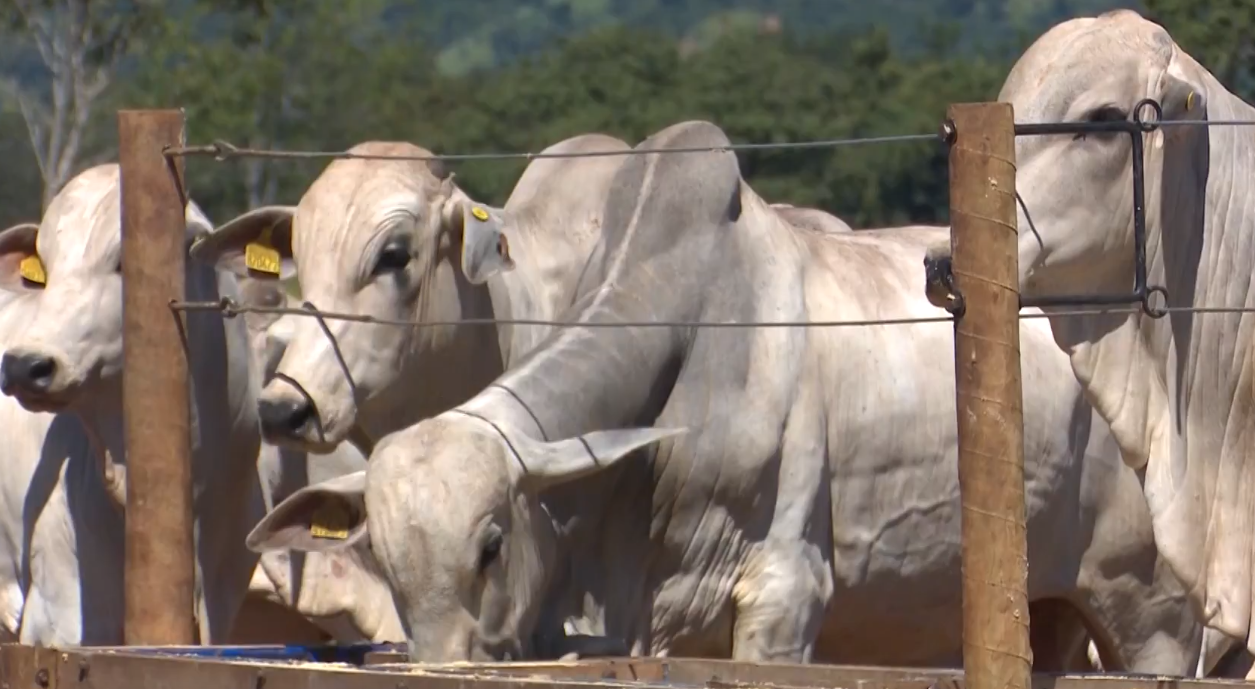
[161,112,1255,330]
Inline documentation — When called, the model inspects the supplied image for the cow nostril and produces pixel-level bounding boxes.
[258,397,314,435]
[286,399,312,431]
[26,356,55,383]
[0,352,58,391]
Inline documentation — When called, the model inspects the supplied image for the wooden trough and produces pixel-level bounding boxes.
[2,646,1247,689]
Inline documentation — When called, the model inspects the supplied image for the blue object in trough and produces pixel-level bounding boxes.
[120,643,403,665]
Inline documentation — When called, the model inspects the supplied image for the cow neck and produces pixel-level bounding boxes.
[461,276,686,445]
[479,209,600,369]
[68,379,125,497]
[457,135,746,447]
[451,251,689,654]
[351,254,506,443]
[1050,74,1255,642]
[1045,79,1255,458]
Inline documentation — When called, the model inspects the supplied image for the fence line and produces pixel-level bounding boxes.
[1157,120,1255,127]
[170,298,1255,329]
[157,112,1255,334]
[162,132,943,163]
[161,117,1255,163]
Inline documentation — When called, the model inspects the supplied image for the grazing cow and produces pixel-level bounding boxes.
[247,122,1205,673]
[244,440,404,644]
[922,9,1255,666]
[191,134,633,457]
[234,277,404,643]
[0,164,262,645]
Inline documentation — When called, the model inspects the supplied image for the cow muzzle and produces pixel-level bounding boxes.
[257,374,344,453]
[0,349,74,412]
[258,394,315,441]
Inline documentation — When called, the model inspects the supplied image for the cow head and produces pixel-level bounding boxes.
[190,142,517,453]
[0,164,213,413]
[931,10,1208,299]
[235,276,301,383]
[245,412,684,662]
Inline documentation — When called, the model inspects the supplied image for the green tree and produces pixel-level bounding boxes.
[0,107,43,228]
[428,26,685,203]
[1144,0,1254,99]
[0,0,163,209]
[418,21,1005,226]
[118,0,436,222]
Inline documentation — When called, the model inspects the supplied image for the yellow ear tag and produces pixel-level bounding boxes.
[470,206,490,222]
[244,226,282,276]
[19,254,46,285]
[309,501,352,540]
[1186,91,1195,111]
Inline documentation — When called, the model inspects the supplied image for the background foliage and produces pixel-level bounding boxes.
[0,0,1249,230]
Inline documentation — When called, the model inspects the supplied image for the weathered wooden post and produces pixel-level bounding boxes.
[946,102,1030,689]
[118,109,197,645]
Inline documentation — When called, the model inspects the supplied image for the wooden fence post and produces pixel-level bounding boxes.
[118,109,197,645]
[947,102,1030,689]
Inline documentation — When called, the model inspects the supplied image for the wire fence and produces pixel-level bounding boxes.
[161,117,1255,164]
[169,298,1255,330]
[159,116,1255,331]
[163,132,943,163]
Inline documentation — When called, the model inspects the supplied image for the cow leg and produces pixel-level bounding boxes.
[0,581,22,641]
[1028,598,1094,672]
[1235,653,1255,679]
[730,546,830,662]
[1067,563,1201,676]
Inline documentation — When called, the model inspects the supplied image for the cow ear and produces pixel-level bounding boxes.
[185,200,214,243]
[438,180,516,285]
[245,471,369,553]
[190,205,297,281]
[0,222,46,293]
[514,427,688,492]
[459,202,515,284]
[1160,55,1207,123]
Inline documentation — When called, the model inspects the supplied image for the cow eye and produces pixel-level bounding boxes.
[1074,106,1129,141]
[258,289,283,308]
[372,239,410,275]
[479,528,504,573]
[1089,106,1128,122]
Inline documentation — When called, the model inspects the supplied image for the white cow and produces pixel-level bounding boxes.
[1086,624,1251,678]
[234,277,404,644]
[0,164,263,645]
[247,122,1205,673]
[189,135,632,654]
[770,203,854,233]
[922,9,1255,668]
[0,254,396,644]
[0,224,56,640]
[189,135,632,457]
[244,441,405,644]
